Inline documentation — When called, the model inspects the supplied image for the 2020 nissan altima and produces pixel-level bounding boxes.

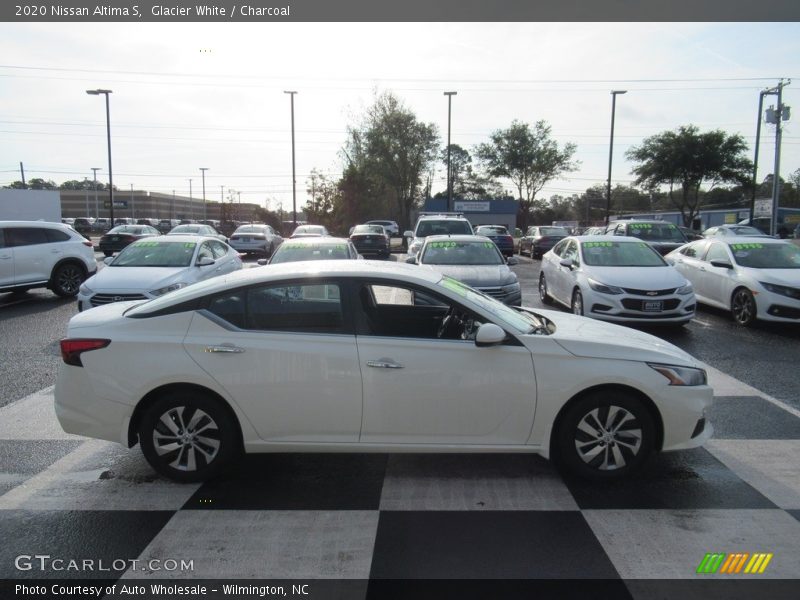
[55,261,713,482]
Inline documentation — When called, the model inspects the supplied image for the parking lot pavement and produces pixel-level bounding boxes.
[1,371,799,595]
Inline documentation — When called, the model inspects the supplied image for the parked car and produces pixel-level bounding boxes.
[739,217,791,239]
[404,213,474,258]
[290,224,330,238]
[114,218,136,226]
[366,219,400,237]
[98,224,161,257]
[267,237,359,264]
[666,237,800,326]
[73,217,95,235]
[349,224,390,259]
[0,221,96,297]
[93,218,111,233]
[539,236,695,325]
[55,260,713,482]
[168,223,228,244]
[61,217,75,226]
[582,226,607,236]
[678,226,704,241]
[702,224,770,238]
[227,224,282,257]
[78,235,242,312]
[474,225,515,258]
[606,220,688,255]
[519,226,569,258]
[408,235,521,306]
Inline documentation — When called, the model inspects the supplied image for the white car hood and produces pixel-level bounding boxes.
[583,265,687,289]
[421,264,516,286]
[522,307,699,366]
[744,268,800,287]
[85,266,189,292]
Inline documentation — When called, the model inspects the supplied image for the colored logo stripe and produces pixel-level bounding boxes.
[745,553,773,574]
[697,553,726,574]
[697,553,773,574]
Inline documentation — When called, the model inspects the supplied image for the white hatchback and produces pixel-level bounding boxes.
[56,261,712,483]
[539,236,696,325]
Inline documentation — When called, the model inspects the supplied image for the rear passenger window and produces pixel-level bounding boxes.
[45,229,71,243]
[5,227,48,247]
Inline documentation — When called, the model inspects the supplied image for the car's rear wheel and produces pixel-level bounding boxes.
[139,391,239,482]
[571,289,584,316]
[555,390,655,480]
[51,262,85,297]
[539,274,553,305]
[731,288,757,327]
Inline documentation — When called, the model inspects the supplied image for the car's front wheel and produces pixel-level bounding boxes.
[139,391,240,482]
[51,262,85,297]
[731,288,757,327]
[555,390,655,480]
[571,289,584,316]
[539,273,553,305]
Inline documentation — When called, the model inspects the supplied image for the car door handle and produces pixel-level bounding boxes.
[205,344,245,354]
[366,359,404,369]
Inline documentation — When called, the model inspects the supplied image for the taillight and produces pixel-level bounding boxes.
[60,339,110,367]
[82,241,94,247]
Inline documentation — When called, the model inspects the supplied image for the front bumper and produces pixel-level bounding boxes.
[584,287,696,324]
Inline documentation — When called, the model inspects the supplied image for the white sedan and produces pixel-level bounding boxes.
[56,261,713,482]
[666,237,800,326]
[539,236,696,325]
[77,235,242,311]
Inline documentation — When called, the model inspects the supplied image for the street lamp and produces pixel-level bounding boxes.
[200,167,209,221]
[605,90,627,225]
[86,89,114,225]
[91,167,101,219]
[444,91,457,212]
[284,91,297,227]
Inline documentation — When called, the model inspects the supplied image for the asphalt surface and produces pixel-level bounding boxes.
[1,250,799,409]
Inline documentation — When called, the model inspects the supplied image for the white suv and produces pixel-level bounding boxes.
[0,221,97,297]
[366,219,400,237]
[404,213,473,257]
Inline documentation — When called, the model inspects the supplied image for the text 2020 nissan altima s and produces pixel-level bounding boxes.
[55,261,713,482]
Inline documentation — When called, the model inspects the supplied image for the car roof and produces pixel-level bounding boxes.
[0,220,72,229]
[612,220,677,225]
[128,259,444,315]
[280,236,350,246]
[424,234,494,243]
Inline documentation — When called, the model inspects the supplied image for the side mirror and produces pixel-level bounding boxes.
[403,230,413,238]
[405,256,417,264]
[709,259,733,269]
[103,256,114,265]
[475,323,507,347]
[506,256,519,266]
[196,256,215,267]
[559,258,574,269]
[256,258,268,266]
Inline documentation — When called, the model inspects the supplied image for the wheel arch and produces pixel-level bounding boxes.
[48,257,88,282]
[548,383,664,461]
[127,382,245,451]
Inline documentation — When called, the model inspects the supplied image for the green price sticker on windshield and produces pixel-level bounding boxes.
[136,241,159,247]
[584,242,612,248]
[730,243,763,250]
[483,242,494,248]
[629,223,653,229]
[430,241,457,249]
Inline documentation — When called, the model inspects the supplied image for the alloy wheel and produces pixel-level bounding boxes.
[574,405,643,471]
[152,405,221,472]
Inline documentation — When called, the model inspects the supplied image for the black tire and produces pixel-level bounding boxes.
[139,391,240,483]
[51,262,85,297]
[731,288,757,327]
[539,273,553,305]
[103,250,113,257]
[571,289,584,316]
[555,390,655,480]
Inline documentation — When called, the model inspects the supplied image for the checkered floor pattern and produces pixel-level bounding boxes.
[1,365,799,599]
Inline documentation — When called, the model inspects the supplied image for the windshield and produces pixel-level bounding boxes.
[728,242,800,269]
[293,226,326,235]
[476,226,508,235]
[437,276,542,334]
[538,227,568,236]
[171,225,203,234]
[234,225,266,234]
[627,223,685,242]
[415,220,473,237]
[581,241,666,267]
[107,225,141,234]
[421,240,503,265]
[111,241,197,267]
[270,242,351,263]
[353,225,384,234]
[722,226,764,236]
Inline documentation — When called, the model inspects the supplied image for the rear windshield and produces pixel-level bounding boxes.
[476,226,508,235]
[538,227,568,236]
[270,242,351,262]
[626,223,685,242]
[415,220,473,237]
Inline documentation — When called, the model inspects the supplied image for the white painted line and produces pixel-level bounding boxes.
[704,363,800,420]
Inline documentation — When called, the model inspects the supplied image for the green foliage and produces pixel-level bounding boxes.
[626,125,752,226]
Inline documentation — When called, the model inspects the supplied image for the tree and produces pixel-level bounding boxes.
[3,178,57,190]
[343,91,440,229]
[475,120,578,229]
[626,125,752,227]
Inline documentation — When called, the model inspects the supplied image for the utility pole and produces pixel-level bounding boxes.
[200,167,209,221]
[605,90,627,224]
[19,162,26,188]
[91,168,101,218]
[444,91,457,212]
[188,179,193,221]
[767,80,790,237]
[284,91,297,227]
[749,90,768,225]
[130,183,135,220]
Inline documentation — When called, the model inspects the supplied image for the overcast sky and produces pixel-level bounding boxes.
[2,22,799,213]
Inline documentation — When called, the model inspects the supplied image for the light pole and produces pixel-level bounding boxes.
[284,91,297,227]
[91,167,100,219]
[605,90,627,224]
[188,179,193,221]
[86,89,114,224]
[200,167,209,221]
[130,183,135,220]
[444,91,457,212]
[749,90,768,225]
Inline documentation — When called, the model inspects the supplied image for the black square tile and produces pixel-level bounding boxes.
[369,511,620,579]
[563,448,777,510]
[0,439,83,474]
[0,510,174,579]
[788,509,800,524]
[184,453,388,510]
[709,396,800,439]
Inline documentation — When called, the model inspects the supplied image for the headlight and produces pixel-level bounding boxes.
[676,283,694,295]
[587,278,625,295]
[760,281,800,300]
[79,283,93,295]
[648,363,707,386]
[150,282,188,297]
